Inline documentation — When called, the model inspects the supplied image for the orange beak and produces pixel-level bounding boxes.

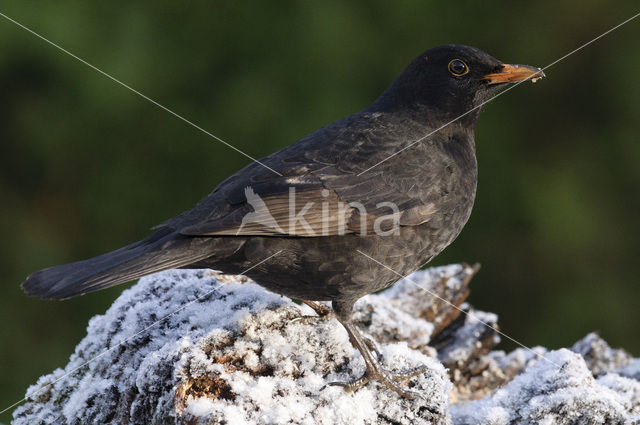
[483,64,545,85]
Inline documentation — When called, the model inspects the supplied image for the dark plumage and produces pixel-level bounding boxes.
[21,45,543,397]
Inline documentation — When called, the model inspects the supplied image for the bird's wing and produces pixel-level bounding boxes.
[165,112,450,237]
[178,174,438,237]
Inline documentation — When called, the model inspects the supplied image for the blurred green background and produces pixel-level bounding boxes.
[1,1,639,420]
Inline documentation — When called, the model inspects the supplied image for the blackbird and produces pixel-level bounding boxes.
[21,45,543,398]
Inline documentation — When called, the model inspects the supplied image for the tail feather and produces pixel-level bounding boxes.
[21,229,216,300]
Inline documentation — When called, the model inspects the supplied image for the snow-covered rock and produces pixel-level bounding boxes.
[452,349,640,424]
[12,267,640,424]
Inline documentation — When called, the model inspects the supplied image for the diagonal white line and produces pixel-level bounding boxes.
[543,11,640,70]
[0,11,283,177]
[356,250,561,368]
[1,7,637,417]
[357,80,529,176]
[357,10,640,176]
[0,250,283,416]
[3,8,638,180]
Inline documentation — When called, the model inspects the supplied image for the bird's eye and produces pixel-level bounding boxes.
[448,59,469,76]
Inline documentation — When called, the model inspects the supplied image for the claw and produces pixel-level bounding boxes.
[290,314,330,325]
[291,300,334,325]
[329,365,429,399]
[301,300,333,317]
[363,336,382,360]
[328,312,430,399]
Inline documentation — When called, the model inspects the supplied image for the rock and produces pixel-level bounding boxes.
[571,332,633,377]
[12,269,453,425]
[11,266,640,424]
[451,349,640,424]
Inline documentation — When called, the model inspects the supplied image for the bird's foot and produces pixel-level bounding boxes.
[363,336,382,360]
[328,364,429,399]
[290,300,333,325]
[301,300,333,316]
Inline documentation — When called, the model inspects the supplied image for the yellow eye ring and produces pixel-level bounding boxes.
[448,59,469,76]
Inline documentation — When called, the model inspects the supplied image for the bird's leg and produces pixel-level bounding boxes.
[361,335,382,360]
[328,300,428,399]
[301,300,333,317]
[290,300,333,325]
[294,301,380,357]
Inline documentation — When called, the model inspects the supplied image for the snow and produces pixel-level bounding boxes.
[13,269,451,424]
[571,332,633,376]
[451,349,640,424]
[11,267,640,424]
[618,359,640,381]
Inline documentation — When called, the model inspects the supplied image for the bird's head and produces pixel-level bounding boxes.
[372,44,544,124]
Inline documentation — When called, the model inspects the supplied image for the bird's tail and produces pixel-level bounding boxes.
[21,228,217,300]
